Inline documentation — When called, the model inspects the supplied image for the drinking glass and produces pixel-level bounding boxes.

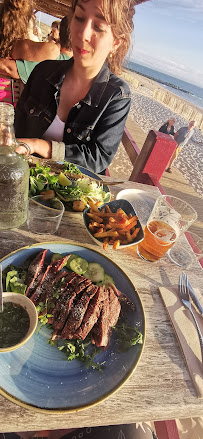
[168,231,203,268]
[137,195,197,262]
[27,195,64,235]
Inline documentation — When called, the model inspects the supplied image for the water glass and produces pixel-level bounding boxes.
[137,195,197,262]
[168,231,203,268]
[27,195,64,235]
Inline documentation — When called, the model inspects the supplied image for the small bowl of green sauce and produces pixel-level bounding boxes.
[0,292,38,352]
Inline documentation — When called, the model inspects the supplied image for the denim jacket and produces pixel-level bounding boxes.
[15,59,131,174]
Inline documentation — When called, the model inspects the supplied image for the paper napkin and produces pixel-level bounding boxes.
[159,286,203,397]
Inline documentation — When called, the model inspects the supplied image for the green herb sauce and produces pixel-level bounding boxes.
[0,302,30,348]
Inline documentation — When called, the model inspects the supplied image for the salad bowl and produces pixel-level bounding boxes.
[29,160,111,212]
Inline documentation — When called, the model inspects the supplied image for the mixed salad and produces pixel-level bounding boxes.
[29,161,111,211]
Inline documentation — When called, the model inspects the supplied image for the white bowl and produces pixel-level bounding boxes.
[0,292,38,353]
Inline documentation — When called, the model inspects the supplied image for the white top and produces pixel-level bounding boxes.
[42,114,65,142]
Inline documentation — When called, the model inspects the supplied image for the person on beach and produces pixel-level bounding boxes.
[46,20,61,44]
[0,0,33,58]
[166,120,195,173]
[159,118,175,136]
[27,13,42,42]
[14,0,137,175]
[0,16,73,84]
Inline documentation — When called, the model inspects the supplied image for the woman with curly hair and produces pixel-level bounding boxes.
[0,0,33,58]
[15,0,147,175]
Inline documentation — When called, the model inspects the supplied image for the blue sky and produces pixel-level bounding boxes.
[36,0,203,87]
[131,0,203,87]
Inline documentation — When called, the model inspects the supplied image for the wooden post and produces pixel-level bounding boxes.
[129,130,177,182]
[154,420,180,439]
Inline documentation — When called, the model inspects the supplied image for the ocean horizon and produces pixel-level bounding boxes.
[126,61,203,110]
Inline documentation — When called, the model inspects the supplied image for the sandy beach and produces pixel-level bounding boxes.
[122,70,203,197]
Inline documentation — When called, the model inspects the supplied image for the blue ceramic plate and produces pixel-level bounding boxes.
[83,199,144,249]
[0,242,145,412]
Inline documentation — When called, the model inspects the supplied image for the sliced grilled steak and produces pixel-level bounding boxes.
[92,287,121,348]
[91,290,110,348]
[51,278,91,334]
[74,287,105,340]
[110,284,135,311]
[30,256,70,305]
[108,287,121,327]
[60,284,98,339]
[25,249,48,298]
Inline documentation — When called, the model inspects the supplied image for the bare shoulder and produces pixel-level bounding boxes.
[11,40,60,61]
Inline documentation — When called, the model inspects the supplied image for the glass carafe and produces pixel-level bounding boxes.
[0,102,29,229]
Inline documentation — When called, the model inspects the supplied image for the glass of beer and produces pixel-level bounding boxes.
[137,195,197,262]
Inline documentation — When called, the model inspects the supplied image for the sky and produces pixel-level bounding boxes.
[131,0,203,87]
[36,0,203,88]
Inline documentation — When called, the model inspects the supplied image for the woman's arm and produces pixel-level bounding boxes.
[0,59,19,79]
[16,138,52,157]
[11,40,60,62]
[63,96,131,173]
[16,94,131,173]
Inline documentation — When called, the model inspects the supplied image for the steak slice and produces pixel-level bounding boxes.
[25,249,48,298]
[108,287,121,327]
[60,284,98,339]
[30,256,70,305]
[51,278,91,334]
[92,287,121,348]
[91,290,110,348]
[51,273,91,321]
[74,287,105,340]
[110,284,136,311]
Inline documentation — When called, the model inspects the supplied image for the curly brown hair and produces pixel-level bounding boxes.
[72,0,147,74]
[0,0,34,58]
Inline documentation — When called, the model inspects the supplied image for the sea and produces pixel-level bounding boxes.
[126,61,203,110]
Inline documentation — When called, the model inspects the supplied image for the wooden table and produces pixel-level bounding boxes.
[0,180,203,433]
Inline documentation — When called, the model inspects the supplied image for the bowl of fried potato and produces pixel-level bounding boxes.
[83,199,144,250]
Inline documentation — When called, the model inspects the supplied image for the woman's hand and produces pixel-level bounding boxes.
[16,138,52,158]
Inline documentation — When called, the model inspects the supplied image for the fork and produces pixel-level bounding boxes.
[179,272,203,364]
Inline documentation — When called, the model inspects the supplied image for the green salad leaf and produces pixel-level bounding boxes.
[3,266,27,294]
[48,338,105,372]
[113,320,143,352]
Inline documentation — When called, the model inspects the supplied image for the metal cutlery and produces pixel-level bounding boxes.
[98,180,125,186]
[178,272,203,363]
[0,264,3,312]
[187,277,203,316]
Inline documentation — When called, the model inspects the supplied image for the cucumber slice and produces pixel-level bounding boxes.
[69,256,89,275]
[96,273,115,287]
[85,262,105,283]
[66,254,80,269]
[51,253,63,262]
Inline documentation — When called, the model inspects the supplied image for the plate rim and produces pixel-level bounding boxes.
[116,188,156,202]
[0,241,146,413]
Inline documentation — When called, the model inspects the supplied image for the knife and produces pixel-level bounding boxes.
[188,279,203,316]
